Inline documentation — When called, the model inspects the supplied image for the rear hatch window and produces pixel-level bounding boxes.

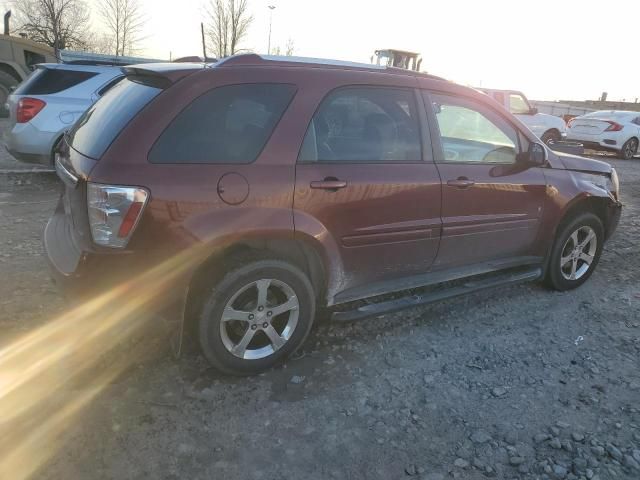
[67,76,167,160]
[14,68,98,95]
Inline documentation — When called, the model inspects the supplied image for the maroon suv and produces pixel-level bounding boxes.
[47,55,621,375]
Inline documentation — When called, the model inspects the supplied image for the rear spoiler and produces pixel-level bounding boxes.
[121,63,205,84]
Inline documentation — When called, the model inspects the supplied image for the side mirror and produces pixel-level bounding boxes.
[529,142,546,165]
[518,142,546,165]
[529,107,538,115]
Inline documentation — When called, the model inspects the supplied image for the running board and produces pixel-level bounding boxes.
[331,267,543,322]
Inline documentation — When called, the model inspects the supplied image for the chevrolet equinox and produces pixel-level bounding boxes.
[46,55,622,375]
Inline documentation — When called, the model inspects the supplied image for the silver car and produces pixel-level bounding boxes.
[3,63,123,166]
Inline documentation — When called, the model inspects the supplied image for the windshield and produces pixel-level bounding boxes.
[68,76,165,159]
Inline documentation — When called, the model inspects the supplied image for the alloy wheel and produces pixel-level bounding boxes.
[219,278,299,360]
[624,139,638,159]
[560,226,597,281]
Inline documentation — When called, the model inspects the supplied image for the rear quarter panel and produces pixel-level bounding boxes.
[88,67,305,276]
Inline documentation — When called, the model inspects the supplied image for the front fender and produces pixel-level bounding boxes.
[537,168,620,258]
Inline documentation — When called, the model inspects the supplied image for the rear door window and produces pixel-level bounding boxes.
[68,77,166,159]
[14,68,98,95]
[149,83,296,164]
[298,87,422,162]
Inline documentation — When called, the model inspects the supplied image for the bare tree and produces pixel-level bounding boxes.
[285,37,294,56]
[12,0,92,54]
[99,0,145,56]
[206,0,253,59]
[83,32,113,55]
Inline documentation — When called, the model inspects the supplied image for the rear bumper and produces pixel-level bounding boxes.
[566,135,623,153]
[44,200,190,349]
[3,122,59,166]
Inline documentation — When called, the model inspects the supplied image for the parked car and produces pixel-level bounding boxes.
[566,110,640,159]
[3,63,123,165]
[479,88,568,145]
[46,55,621,375]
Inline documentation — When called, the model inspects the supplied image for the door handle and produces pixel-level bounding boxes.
[447,177,475,188]
[310,178,347,191]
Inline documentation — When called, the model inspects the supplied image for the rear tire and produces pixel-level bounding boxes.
[619,138,638,160]
[545,212,604,291]
[0,71,18,118]
[198,259,316,376]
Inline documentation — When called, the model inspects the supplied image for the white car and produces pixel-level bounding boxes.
[3,63,124,165]
[479,88,567,145]
[567,110,640,159]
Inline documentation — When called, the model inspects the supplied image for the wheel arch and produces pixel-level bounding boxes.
[556,193,614,239]
[183,234,330,336]
[542,128,561,141]
[0,63,23,83]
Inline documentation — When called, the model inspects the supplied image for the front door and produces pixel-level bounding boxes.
[425,91,547,268]
[294,86,442,296]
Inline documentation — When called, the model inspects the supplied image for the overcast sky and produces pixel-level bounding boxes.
[5,0,639,102]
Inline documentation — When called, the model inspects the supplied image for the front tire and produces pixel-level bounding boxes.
[619,138,638,160]
[545,212,604,291]
[198,259,316,375]
[541,129,561,146]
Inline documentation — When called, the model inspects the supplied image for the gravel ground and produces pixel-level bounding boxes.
[1,126,639,480]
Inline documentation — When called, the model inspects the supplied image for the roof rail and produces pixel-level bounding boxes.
[212,53,447,80]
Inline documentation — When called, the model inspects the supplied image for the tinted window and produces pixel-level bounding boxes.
[431,93,519,164]
[149,83,296,164]
[14,68,98,95]
[299,87,421,162]
[633,117,640,126]
[69,77,165,159]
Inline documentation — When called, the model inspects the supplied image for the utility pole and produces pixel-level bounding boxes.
[267,5,276,54]
[201,22,207,61]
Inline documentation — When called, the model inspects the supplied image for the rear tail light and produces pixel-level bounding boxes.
[16,97,46,123]
[87,183,149,248]
[604,121,623,132]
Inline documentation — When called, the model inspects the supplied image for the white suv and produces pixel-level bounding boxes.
[479,88,567,145]
[3,63,123,165]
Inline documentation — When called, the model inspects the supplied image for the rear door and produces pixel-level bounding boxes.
[424,91,547,268]
[294,86,442,295]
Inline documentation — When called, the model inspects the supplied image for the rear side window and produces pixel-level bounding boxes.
[68,77,165,159]
[14,68,98,95]
[299,87,421,162]
[149,83,296,164]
